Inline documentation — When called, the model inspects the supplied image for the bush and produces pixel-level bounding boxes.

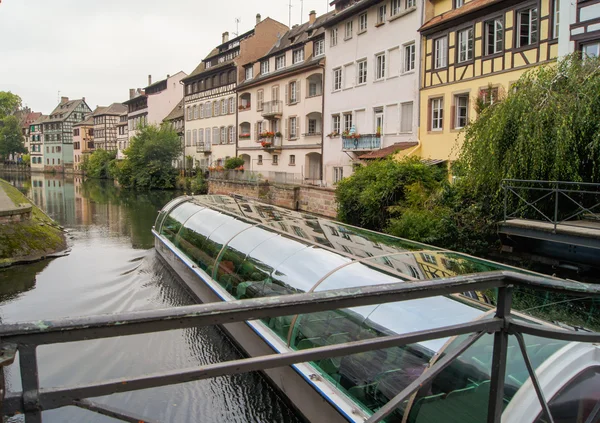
[82,149,116,179]
[191,172,208,194]
[224,156,245,170]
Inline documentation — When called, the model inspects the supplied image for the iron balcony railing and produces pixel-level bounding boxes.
[2,271,600,422]
[502,179,600,232]
[261,100,283,119]
[195,143,211,153]
[342,134,381,151]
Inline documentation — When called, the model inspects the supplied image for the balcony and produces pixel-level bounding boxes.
[261,100,283,119]
[342,134,381,151]
[196,143,212,154]
[260,136,282,153]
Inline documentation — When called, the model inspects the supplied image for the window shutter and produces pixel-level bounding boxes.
[451,102,456,130]
[295,118,300,139]
[285,118,289,140]
[254,123,258,141]
[285,84,289,105]
[296,80,301,102]
[427,100,432,131]
[232,126,236,143]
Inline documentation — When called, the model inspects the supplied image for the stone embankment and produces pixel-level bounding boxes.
[0,179,67,267]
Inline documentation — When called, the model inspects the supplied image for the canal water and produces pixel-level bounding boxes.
[0,172,302,423]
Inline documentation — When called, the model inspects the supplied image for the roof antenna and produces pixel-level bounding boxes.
[57,90,60,103]
[233,17,241,37]
[300,0,303,23]
[288,0,292,27]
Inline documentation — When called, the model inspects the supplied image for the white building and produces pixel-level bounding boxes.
[30,115,47,171]
[320,0,422,186]
[559,0,600,56]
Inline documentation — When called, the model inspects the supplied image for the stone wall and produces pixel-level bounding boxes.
[208,179,337,218]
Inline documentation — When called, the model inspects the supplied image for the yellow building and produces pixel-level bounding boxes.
[417,0,560,162]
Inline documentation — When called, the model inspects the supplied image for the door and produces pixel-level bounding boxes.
[375,112,384,135]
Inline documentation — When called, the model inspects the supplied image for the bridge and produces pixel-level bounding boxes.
[1,271,600,422]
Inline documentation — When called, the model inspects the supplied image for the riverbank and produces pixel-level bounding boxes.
[0,178,67,267]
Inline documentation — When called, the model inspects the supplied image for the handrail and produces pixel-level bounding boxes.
[2,271,600,422]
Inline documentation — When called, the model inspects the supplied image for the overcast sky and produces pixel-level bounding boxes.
[0,0,330,114]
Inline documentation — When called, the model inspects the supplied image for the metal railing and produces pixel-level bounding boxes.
[1,271,600,422]
[261,100,283,118]
[342,134,382,151]
[503,179,600,232]
[195,142,211,153]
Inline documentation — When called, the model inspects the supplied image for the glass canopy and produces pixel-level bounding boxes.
[155,195,568,422]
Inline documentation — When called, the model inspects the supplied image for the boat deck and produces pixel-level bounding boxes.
[499,218,600,249]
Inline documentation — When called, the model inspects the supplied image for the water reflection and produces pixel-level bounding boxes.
[0,172,302,423]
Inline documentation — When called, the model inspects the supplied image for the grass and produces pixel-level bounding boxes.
[0,179,66,265]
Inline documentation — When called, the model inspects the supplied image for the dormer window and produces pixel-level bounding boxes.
[261,60,270,75]
[292,48,304,64]
[275,55,286,70]
[245,66,254,80]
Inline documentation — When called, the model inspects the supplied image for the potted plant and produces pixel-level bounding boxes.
[261,140,272,148]
[376,127,382,137]
[239,133,251,139]
[275,131,283,138]
[327,131,340,138]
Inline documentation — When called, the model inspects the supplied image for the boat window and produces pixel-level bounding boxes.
[155,197,188,232]
[160,202,205,243]
[534,366,600,423]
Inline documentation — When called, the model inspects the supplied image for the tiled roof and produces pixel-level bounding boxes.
[237,57,323,90]
[358,142,419,159]
[74,115,94,127]
[92,103,127,116]
[22,112,42,127]
[314,0,382,28]
[46,99,88,123]
[163,99,184,122]
[420,0,502,32]
[31,115,48,125]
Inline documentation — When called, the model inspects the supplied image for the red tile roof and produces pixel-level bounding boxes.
[420,0,502,32]
[358,142,418,159]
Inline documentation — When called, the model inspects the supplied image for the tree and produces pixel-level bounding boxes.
[82,149,117,179]
[114,123,182,190]
[0,115,26,160]
[224,156,245,170]
[0,92,22,119]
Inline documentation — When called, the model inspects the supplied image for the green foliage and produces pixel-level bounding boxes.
[115,124,182,190]
[335,157,446,230]
[81,149,116,179]
[0,115,26,160]
[22,154,30,165]
[191,172,208,194]
[224,156,245,170]
[458,54,600,216]
[0,92,22,119]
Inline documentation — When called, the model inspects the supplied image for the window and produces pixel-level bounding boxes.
[333,68,342,91]
[261,60,270,74]
[359,13,368,32]
[582,41,600,58]
[457,27,474,63]
[553,0,560,39]
[400,102,413,133]
[479,86,499,106]
[221,99,227,115]
[289,155,296,165]
[289,117,298,138]
[228,126,235,144]
[454,0,464,8]
[293,48,304,64]
[485,18,504,55]
[376,53,386,80]
[391,0,400,16]
[289,81,298,103]
[309,80,320,97]
[205,128,211,145]
[333,167,344,184]
[345,21,353,39]
[220,127,226,144]
[257,89,264,111]
[378,5,387,24]
[199,129,204,147]
[454,95,469,128]
[212,127,219,144]
[193,129,197,146]
[332,115,341,134]
[245,66,254,80]
[273,155,278,165]
[73,129,79,136]
[357,60,367,84]
[330,28,338,46]
[187,107,192,121]
[434,36,448,69]
[257,155,263,165]
[517,7,538,47]
[213,101,219,116]
[275,55,285,70]
[229,98,235,114]
[314,39,324,56]
[193,105,198,119]
[404,43,415,72]
[308,119,317,134]
[205,102,211,117]
[343,113,353,132]
[431,98,443,131]
[200,103,204,119]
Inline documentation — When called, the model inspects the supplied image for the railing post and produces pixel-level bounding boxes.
[554,182,559,233]
[503,181,507,222]
[19,345,42,423]
[487,285,513,423]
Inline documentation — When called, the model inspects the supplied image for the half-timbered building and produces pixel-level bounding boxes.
[418,0,560,162]
[91,103,127,151]
[563,0,600,55]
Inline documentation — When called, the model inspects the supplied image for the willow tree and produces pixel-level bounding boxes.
[457,54,600,209]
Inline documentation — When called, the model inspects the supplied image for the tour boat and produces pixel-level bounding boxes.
[153,194,600,423]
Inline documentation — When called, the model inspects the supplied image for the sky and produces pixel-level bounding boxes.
[0,0,330,114]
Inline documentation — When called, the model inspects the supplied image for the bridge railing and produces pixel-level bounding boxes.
[502,179,600,232]
[1,271,600,423]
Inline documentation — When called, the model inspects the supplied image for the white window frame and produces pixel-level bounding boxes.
[314,39,324,56]
[289,116,298,139]
[375,53,386,80]
[333,167,344,184]
[345,21,353,40]
[378,5,387,24]
[455,0,464,8]
[431,97,443,131]
[406,0,416,8]
[289,81,298,103]
[292,48,304,64]
[457,27,474,63]
[391,0,400,16]
[332,115,341,134]
[357,59,367,85]
[261,60,270,75]
[343,113,353,132]
[221,99,227,115]
[553,0,560,39]
[359,13,368,33]
[330,28,338,46]
[434,36,448,69]
[400,101,413,133]
[275,55,285,70]
[333,68,342,91]
[245,66,253,80]
[404,42,415,73]
[455,95,469,129]
[289,154,296,165]
[485,18,504,55]
[517,7,538,48]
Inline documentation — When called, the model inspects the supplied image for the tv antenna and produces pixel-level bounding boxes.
[288,0,292,27]
[300,0,303,22]
[233,17,241,36]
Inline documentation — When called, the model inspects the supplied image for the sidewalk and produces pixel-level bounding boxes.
[0,181,32,221]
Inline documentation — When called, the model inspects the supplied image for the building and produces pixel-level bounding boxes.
[72,115,94,173]
[21,111,41,156]
[163,99,185,169]
[29,115,47,171]
[181,14,289,169]
[560,0,600,56]
[418,0,559,163]
[124,88,147,141]
[91,103,128,151]
[116,112,128,159]
[236,11,328,182]
[42,97,92,173]
[320,0,422,186]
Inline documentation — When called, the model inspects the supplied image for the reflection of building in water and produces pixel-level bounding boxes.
[43,176,76,226]
[29,175,47,211]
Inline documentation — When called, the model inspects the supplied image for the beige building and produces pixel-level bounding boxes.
[163,100,185,169]
[236,11,327,182]
[116,112,128,159]
[30,115,47,171]
[73,115,94,173]
[182,14,288,169]
[91,103,128,151]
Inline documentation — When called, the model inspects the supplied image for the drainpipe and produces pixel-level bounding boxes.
[179,79,186,176]
[318,60,325,183]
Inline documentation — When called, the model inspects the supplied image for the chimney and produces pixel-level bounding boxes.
[148,74,152,86]
[129,89,135,99]
[256,13,261,25]
[309,10,316,24]
[167,74,170,78]
[60,96,69,104]
[222,31,229,44]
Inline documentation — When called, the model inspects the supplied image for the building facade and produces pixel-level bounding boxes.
[42,97,92,173]
[321,0,422,186]
[181,15,289,169]
[21,111,41,156]
[561,0,600,56]
[236,11,327,182]
[29,115,47,171]
[163,100,185,169]
[116,112,128,159]
[73,115,94,173]
[418,0,559,162]
[123,89,148,141]
[91,103,128,151]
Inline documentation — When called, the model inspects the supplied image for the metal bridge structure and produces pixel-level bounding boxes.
[1,270,599,423]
